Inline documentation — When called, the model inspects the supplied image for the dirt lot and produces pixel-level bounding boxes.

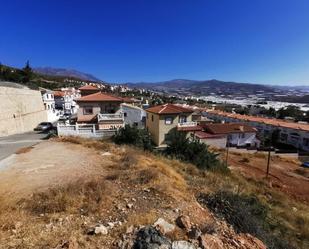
[226,150,309,202]
[0,140,109,202]
[0,138,308,249]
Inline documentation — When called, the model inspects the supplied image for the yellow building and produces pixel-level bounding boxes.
[145,104,199,147]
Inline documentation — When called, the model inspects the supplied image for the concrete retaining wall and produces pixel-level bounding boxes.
[0,86,47,136]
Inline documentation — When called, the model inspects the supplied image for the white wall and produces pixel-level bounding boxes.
[0,86,47,136]
[121,104,146,128]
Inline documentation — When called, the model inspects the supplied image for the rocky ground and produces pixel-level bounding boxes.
[0,137,307,249]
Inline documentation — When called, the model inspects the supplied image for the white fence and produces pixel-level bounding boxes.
[177,121,197,127]
[57,123,117,138]
[97,113,124,122]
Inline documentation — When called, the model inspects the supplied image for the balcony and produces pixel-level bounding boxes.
[177,121,197,127]
[97,113,124,122]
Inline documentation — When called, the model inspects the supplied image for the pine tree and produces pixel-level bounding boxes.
[22,60,33,83]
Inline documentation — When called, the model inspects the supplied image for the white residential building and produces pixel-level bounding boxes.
[121,103,146,128]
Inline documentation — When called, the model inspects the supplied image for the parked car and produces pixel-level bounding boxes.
[34,122,54,132]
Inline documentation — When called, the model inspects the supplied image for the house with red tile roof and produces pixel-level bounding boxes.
[145,104,197,146]
[76,92,124,130]
[79,84,100,96]
[204,109,309,151]
[195,123,260,148]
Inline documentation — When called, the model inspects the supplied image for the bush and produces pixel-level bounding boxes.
[113,124,154,151]
[197,191,295,249]
[165,129,227,172]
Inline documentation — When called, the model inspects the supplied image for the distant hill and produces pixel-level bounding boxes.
[126,79,274,95]
[34,67,101,82]
[0,63,102,90]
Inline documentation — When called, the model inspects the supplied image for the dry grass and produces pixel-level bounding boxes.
[56,136,111,151]
[23,177,112,215]
[0,137,308,249]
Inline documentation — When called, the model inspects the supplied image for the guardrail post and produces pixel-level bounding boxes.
[76,123,79,134]
[93,124,96,136]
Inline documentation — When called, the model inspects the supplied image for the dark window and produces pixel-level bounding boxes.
[124,112,127,117]
[151,115,154,122]
[303,138,309,147]
[165,117,173,125]
[83,106,93,115]
[179,115,187,123]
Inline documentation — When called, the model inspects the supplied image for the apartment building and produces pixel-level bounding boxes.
[204,109,309,151]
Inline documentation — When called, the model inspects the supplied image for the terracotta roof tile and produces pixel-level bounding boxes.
[53,90,65,97]
[78,85,99,90]
[203,123,257,134]
[77,114,97,123]
[177,125,203,131]
[195,131,225,139]
[76,92,122,102]
[205,109,309,132]
[146,104,194,114]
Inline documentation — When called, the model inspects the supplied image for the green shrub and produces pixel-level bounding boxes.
[197,191,295,249]
[165,129,227,172]
[113,124,154,151]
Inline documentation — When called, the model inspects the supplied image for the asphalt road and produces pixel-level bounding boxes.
[0,132,48,161]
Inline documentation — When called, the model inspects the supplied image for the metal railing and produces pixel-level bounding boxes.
[97,113,124,122]
[177,121,198,127]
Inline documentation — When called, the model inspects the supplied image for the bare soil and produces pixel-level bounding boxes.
[227,151,309,202]
[0,141,108,202]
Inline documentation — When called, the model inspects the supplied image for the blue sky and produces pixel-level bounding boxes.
[1,0,309,85]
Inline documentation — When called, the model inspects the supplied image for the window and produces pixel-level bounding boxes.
[165,117,173,125]
[303,138,309,147]
[151,115,154,122]
[179,115,187,123]
[124,112,127,117]
[83,106,93,115]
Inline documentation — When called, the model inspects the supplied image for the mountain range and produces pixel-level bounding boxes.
[126,79,274,94]
[34,67,101,82]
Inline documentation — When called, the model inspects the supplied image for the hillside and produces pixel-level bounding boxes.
[34,67,101,82]
[127,79,274,95]
[0,137,308,249]
[0,63,102,90]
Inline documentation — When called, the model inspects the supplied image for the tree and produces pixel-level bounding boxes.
[165,129,225,171]
[21,60,33,83]
[113,125,154,151]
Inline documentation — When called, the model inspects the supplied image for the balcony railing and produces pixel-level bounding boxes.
[177,121,198,127]
[97,113,124,122]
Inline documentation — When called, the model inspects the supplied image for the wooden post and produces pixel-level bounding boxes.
[266,148,271,178]
[225,142,229,167]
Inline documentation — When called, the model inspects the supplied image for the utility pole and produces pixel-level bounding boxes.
[266,147,272,178]
[225,140,230,167]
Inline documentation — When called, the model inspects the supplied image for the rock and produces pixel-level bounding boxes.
[176,215,191,231]
[94,225,108,235]
[101,152,112,156]
[187,226,201,239]
[172,241,196,249]
[126,225,134,234]
[108,222,115,228]
[127,203,134,209]
[133,226,172,248]
[87,224,108,235]
[199,234,224,249]
[154,218,175,234]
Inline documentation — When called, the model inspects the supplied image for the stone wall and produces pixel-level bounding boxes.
[0,86,47,136]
